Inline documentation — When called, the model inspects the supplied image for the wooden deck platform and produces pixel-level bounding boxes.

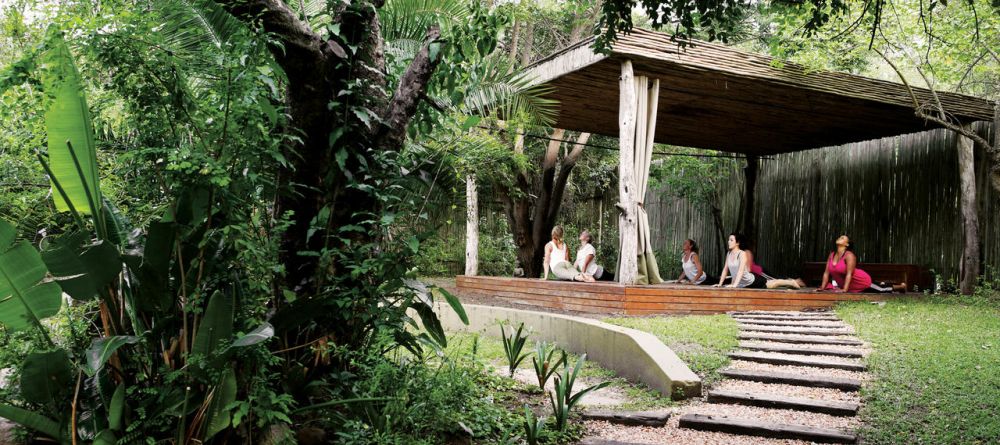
[456,275,911,315]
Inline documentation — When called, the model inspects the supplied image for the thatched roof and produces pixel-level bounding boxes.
[526,28,995,155]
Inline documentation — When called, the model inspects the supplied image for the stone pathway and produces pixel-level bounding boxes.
[582,310,870,444]
[676,310,868,444]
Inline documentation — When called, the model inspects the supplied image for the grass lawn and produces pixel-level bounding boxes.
[442,331,675,411]
[838,298,1000,444]
[603,314,740,385]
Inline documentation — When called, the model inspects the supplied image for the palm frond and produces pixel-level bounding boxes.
[155,0,247,57]
[380,0,468,42]
[462,57,558,126]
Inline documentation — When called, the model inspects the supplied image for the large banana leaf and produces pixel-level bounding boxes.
[0,404,61,440]
[0,220,64,333]
[40,32,101,216]
[21,349,73,406]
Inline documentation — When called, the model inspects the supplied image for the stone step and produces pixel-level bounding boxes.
[736,319,848,328]
[579,439,648,445]
[739,333,864,346]
[678,414,858,444]
[706,390,860,416]
[739,326,855,336]
[581,410,671,427]
[729,352,866,371]
[733,314,841,322]
[720,369,862,391]
[739,343,863,358]
[730,311,837,318]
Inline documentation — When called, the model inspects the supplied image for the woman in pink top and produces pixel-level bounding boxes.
[817,235,902,293]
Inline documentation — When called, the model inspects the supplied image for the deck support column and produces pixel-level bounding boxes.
[617,60,639,284]
[957,125,979,295]
[465,174,478,276]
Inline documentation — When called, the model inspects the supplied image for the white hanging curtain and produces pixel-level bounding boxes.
[633,76,663,284]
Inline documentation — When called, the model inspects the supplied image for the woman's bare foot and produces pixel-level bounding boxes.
[893,282,907,293]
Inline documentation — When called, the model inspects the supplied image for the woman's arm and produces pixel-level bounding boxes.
[841,252,856,292]
[731,251,748,288]
[693,254,705,281]
[543,243,552,280]
[816,253,831,291]
[582,254,594,273]
[715,255,729,287]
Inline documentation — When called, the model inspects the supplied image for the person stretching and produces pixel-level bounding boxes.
[677,239,709,285]
[715,232,802,289]
[544,226,594,282]
[575,230,613,281]
[817,235,905,293]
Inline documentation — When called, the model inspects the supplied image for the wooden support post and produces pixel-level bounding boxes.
[957,126,979,295]
[742,155,759,246]
[618,60,639,284]
[465,174,478,276]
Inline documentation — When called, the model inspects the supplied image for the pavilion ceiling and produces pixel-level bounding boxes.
[527,29,995,155]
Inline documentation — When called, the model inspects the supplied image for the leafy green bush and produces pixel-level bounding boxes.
[326,352,521,445]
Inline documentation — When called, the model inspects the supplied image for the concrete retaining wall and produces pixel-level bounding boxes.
[434,303,702,399]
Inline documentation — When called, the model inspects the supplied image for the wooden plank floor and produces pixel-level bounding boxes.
[456,275,912,315]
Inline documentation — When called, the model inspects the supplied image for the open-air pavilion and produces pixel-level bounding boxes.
[457,28,996,314]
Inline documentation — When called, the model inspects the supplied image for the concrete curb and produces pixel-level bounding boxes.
[434,303,702,399]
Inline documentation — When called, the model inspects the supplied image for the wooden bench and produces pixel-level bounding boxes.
[800,263,932,292]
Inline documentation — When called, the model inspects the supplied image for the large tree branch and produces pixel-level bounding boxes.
[875,48,993,150]
[374,26,442,150]
[219,0,343,69]
[547,132,590,226]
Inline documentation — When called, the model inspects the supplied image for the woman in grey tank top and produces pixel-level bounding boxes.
[714,232,767,289]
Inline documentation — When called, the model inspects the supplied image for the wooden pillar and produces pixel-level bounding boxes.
[742,155,759,246]
[957,126,979,295]
[464,174,478,276]
[618,60,639,284]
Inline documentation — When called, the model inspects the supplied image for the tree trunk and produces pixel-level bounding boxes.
[742,154,759,247]
[502,131,589,278]
[519,21,534,66]
[617,60,638,284]
[957,126,980,295]
[465,174,478,276]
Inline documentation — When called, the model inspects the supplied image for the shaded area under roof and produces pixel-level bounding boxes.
[526,28,995,155]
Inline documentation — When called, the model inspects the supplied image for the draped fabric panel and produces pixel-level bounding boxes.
[616,70,664,285]
[634,77,663,284]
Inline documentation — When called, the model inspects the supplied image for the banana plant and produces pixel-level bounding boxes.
[0,25,275,443]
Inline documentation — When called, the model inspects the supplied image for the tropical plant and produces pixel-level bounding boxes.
[522,405,546,445]
[500,322,532,377]
[531,341,566,390]
[549,354,610,431]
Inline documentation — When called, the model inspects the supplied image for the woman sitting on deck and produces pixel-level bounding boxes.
[677,239,710,285]
[575,230,613,281]
[817,235,906,293]
[544,226,595,282]
[715,232,803,289]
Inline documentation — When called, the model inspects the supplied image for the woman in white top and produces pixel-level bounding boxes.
[677,239,708,285]
[544,226,594,282]
[715,232,803,289]
[574,230,610,281]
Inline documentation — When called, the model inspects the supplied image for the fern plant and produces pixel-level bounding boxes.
[531,341,566,390]
[499,322,531,377]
